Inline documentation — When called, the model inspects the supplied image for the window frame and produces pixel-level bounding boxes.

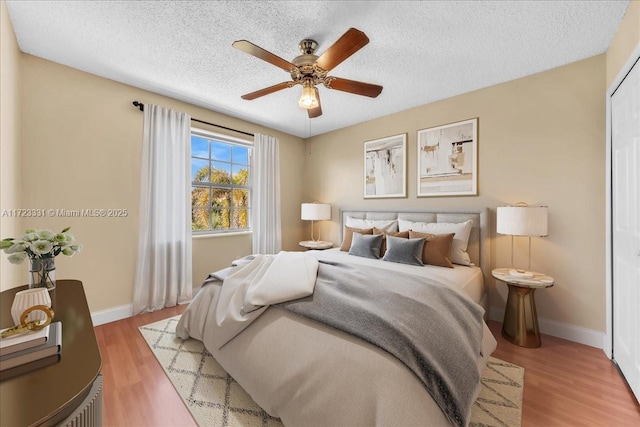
[190,128,253,235]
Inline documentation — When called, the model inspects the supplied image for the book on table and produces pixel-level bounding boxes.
[0,354,60,381]
[0,323,51,356]
[0,321,62,371]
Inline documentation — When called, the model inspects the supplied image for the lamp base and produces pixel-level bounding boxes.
[509,269,534,278]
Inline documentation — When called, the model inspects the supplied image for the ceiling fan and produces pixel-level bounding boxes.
[232,28,383,118]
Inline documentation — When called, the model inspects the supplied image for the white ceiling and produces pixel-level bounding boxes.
[6,1,630,138]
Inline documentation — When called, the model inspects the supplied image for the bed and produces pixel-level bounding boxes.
[176,208,497,427]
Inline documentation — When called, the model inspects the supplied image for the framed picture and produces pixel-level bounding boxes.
[364,133,407,198]
[417,118,478,197]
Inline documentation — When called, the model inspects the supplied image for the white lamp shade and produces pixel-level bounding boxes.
[497,205,548,237]
[301,203,331,221]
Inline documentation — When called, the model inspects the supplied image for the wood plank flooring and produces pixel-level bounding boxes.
[95,305,196,427]
[488,322,640,426]
[95,306,640,426]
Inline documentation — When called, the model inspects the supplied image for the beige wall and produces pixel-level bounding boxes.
[304,55,606,332]
[0,0,22,291]
[10,54,305,312]
[2,3,633,333]
[606,0,640,87]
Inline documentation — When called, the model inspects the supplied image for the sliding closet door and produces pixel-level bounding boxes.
[611,56,640,404]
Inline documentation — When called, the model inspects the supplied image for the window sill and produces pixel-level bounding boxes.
[192,231,252,240]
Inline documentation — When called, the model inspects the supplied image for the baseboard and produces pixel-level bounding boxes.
[489,306,605,349]
[90,285,202,327]
[91,304,134,326]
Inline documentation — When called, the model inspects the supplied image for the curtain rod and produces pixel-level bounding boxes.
[132,101,254,137]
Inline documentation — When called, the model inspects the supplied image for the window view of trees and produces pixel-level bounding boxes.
[191,134,251,232]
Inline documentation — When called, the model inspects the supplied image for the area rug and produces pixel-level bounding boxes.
[140,316,524,427]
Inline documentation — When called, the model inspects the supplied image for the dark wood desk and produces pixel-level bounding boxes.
[1,280,102,426]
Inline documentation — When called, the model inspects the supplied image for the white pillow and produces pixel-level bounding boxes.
[398,219,474,266]
[346,216,398,232]
[398,219,415,232]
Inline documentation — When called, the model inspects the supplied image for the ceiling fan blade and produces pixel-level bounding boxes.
[308,88,322,118]
[232,40,296,72]
[316,28,369,72]
[241,82,292,100]
[325,77,383,98]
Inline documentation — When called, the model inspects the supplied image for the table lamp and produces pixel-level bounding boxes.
[497,202,548,278]
[301,203,331,242]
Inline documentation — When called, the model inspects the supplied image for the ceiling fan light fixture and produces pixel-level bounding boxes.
[233,28,382,118]
[298,82,319,109]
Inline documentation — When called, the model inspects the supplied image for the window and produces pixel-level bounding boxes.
[191,129,252,233]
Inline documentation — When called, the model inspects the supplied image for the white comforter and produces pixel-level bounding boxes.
[177,250,497,427]
[213,251,318,348]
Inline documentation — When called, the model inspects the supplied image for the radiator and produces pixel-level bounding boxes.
[60,374,103,427]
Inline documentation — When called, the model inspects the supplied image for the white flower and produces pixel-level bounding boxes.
[53,233,67,243]
[7,252,27,264]
[22,233,38,242]
[30,240,53,255]
[3,227,81,263]
[62,248,75,256]
[4,242,26,254]
[36,229,55,240]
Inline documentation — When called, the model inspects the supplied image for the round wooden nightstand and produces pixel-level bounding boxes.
[492,268,554,348]
[299,240,333,250]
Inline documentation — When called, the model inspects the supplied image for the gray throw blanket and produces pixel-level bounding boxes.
[276,260,484,427]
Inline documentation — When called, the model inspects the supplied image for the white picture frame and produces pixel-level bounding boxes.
[363,133,407,199]
[417,118,478,197]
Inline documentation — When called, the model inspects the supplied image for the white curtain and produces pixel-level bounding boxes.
[252,133,282,254]
[133,104,192,314]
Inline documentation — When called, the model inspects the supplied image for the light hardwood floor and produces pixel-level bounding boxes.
[95,306,640,426]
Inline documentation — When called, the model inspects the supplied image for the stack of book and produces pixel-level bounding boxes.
[0,321,62,377]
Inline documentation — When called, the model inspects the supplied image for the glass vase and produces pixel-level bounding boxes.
[28,257,56,290]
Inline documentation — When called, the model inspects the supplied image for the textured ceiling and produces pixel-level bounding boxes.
[5,1,630,138]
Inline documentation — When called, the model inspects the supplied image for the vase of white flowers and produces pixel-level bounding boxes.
[1,227,82,290]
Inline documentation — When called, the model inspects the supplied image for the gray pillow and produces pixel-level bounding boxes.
[349,232,383,259]
[382,235,425,266]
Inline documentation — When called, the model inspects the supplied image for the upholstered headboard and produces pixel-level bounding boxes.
[339,208,490,278]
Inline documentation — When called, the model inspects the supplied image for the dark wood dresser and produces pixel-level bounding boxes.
[1,280,103,426]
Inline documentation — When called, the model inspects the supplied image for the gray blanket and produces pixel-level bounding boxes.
[276,260,484,427]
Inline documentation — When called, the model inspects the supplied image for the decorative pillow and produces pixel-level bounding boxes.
[382,235,425,266]
[397,218,415,232]
[349,232,383,259]
[373,228,409,256]
[346,216,398,232]
[408,231,454,268]
[340,226,374,251]
[399,220,473,266]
